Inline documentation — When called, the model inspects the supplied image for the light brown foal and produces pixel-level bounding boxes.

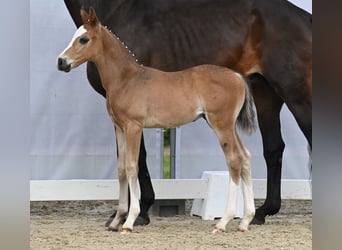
[57,7,256,234]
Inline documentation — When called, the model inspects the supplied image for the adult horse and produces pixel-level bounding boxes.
[64,0,312,225]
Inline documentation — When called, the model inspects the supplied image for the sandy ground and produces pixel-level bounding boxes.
[30,199,311,250]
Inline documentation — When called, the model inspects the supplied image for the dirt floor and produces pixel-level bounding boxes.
[30,199,312,250]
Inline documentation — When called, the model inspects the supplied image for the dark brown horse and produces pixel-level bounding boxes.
[64,0,312,225]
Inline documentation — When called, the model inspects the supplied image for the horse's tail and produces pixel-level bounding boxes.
[236,76,257,135]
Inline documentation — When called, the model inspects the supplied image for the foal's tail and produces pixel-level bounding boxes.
[236,77,257,135]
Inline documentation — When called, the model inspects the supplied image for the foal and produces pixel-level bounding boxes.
[57,7,256,234]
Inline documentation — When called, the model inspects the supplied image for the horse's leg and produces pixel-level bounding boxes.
[136,135,155,225]
[236,136,255,231]
[121,124,143,233]
[284,92,312,177]
[249,74,285,225]
[108,125,129,231]
[281,77,312,148]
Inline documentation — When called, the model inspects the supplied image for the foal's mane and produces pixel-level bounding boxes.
[105,26,142,65]
[81,6,142,66]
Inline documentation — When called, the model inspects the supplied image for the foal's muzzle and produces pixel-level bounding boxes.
[57,58,71,72]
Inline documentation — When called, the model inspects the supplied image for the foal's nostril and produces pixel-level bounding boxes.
[58,58,64,66]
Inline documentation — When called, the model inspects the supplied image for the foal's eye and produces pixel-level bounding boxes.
[79,37,89,45]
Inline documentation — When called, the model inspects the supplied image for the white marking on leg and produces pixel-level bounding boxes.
[213,176,239,233]
[239,180,255,231]
[239,151,255,231]
[122,170,140,231]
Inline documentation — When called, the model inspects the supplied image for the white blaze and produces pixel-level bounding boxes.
[59,25,87,57]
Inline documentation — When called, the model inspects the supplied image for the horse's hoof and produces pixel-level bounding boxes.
[134,214,150,226]
[105,213,150,227]
[120,228,132,235]
[212,227,225,234]
[250,215,265,225]
[107,226,119,232]
[105,212,116,227]
[237,228,247,232]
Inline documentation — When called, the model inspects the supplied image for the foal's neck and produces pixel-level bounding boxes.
[95,26,142,91]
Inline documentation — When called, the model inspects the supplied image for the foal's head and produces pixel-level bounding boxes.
[57,7,101,72]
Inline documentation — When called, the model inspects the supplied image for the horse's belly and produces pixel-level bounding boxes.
[143,105,199,129]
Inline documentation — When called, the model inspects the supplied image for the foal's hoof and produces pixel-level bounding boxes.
[212,227,225,234]
[120,228,132,235]
[105,212,116,227]
[105,212,150,227]
[107,226,119,232]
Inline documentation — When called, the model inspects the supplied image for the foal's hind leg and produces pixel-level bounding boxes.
[213,171,241,233]
[236,136,255,231]
[211,125,246,233]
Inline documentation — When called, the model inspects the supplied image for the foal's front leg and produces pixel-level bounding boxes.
[108,126,129,231]
[121,124,143,234]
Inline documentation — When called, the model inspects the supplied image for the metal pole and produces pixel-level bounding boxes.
[170,128,176,179]
[159,128,165,179]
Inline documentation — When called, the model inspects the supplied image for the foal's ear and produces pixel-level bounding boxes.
[80,6,99,27]
[88,7,98,24]
[80,7,89,25]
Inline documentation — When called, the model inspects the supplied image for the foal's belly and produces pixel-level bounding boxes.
[144,96,202,128]
[143,104,201,129]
